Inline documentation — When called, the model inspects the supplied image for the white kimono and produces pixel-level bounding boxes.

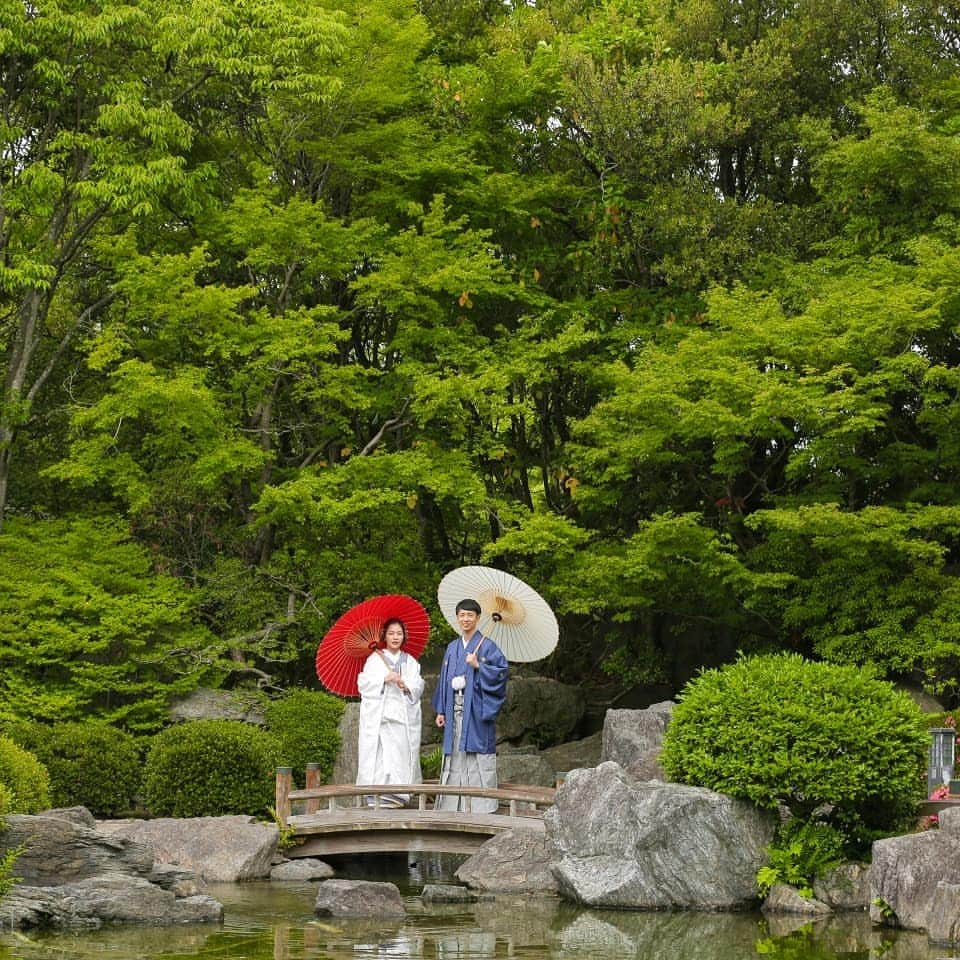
[356,649,424,806]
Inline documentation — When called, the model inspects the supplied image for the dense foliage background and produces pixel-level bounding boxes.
[3,0,960,721]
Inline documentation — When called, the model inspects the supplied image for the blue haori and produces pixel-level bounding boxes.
[431,631,508,813]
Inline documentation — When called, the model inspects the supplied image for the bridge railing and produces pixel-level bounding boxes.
[274,767,556,828]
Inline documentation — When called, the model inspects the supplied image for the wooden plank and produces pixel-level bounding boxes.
[290,831,489,857]
[286,810,544,837]
[286,782,556,807]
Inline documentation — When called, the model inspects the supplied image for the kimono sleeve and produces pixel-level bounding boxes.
[475,642,508,722]
[356,652,386,699]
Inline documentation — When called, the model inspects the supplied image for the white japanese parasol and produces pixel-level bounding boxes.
[437,565,559,662]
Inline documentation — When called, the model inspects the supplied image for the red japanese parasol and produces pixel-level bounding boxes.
[315,594,430,697]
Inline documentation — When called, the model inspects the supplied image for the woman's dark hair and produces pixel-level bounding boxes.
[455,598,482,615]
[379,618,408,646]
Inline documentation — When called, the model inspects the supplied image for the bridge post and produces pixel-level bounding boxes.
[275,767,293,828]
[305,763,321,814]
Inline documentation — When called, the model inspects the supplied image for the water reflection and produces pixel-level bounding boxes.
[0,874,951,960]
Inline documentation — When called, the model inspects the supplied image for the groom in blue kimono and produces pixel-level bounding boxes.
[432,597,509,812]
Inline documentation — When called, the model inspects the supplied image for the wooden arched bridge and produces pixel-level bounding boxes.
[275,767,556,856]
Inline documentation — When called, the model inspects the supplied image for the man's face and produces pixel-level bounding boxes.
[457,608,479,635]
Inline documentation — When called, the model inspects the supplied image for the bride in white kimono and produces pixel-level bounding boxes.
[356,618,424,807]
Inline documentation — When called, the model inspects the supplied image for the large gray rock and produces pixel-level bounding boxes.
[0,811,221,930]
[762,883,832,915]
[926,882,960,945]
[496,746,557,788]
[869,830,960,930]
[2,813,154,885]
[497,677,586,747]
[0,877,222,928]
[546,761,774,909]
[455,828,559,894]
[331,702,361,787]
[542,732,603,776]
[314,879,405,917]
[96,816,278,882]
[813,861,871,911]
[601,703,673,780]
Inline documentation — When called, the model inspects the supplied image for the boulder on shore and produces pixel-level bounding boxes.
[0,877,223,928]
[96,815,278,882]
[3,812,154,886]
[546,761,775,909]
[869,829,960,930]
[0,809,221,930]
[455,827,559,894]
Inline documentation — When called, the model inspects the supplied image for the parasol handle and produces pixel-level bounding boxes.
[492,612,503,622]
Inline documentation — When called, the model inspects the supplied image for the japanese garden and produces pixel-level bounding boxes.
[1,0,960,956]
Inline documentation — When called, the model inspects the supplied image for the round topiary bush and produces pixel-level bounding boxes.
[264,689,344,786]
[0,734,50,814]
[5,721,143,817]
[142,720,279,818]
[659,652,928,845]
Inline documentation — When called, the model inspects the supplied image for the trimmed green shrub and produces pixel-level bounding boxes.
[4,721,142,817]
[659,653,928,848]
[143,720,279,817]
[0,735,50,814]
[264,689,344,786]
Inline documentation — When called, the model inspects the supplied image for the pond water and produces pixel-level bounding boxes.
[0,855,951,960]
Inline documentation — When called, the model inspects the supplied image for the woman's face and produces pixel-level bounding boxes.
[384,622,405,652]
